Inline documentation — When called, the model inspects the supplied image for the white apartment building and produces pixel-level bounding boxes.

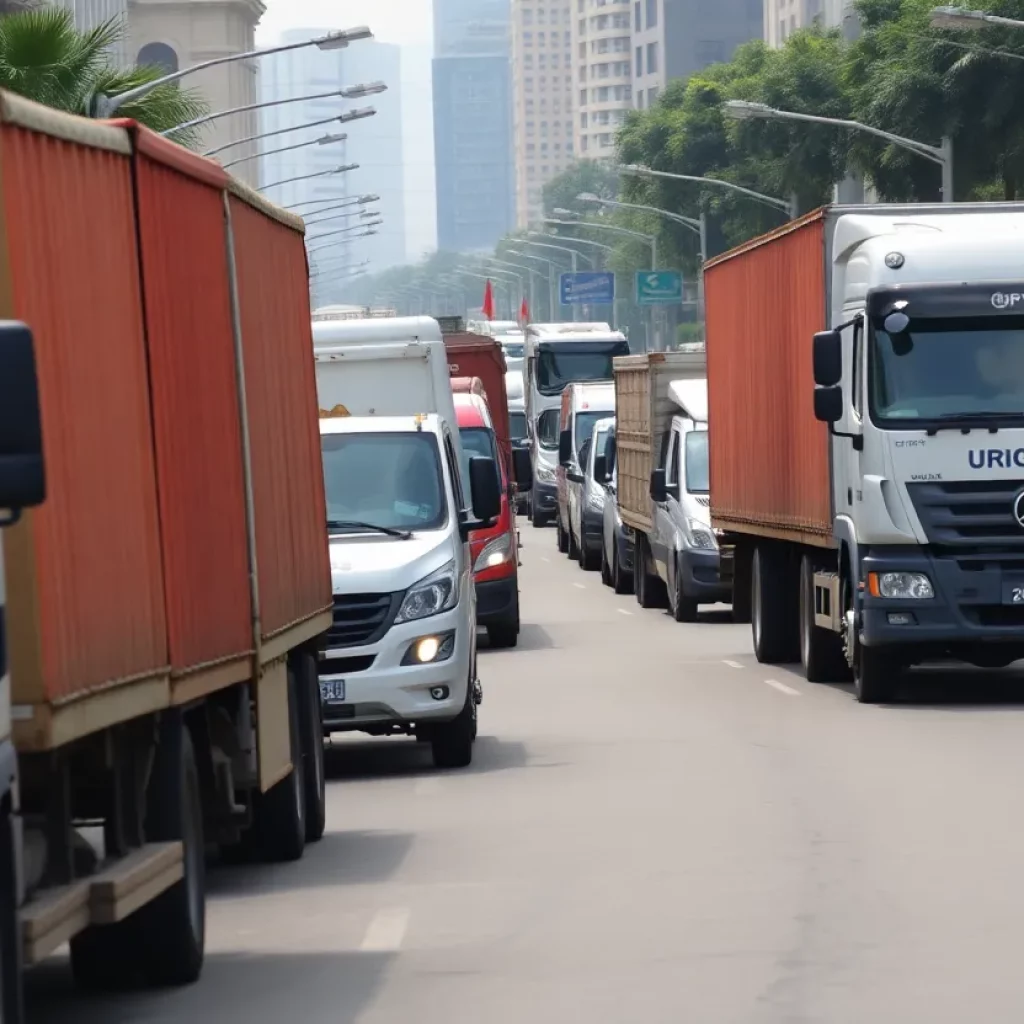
[571,0,633,159]
[511,0,575,228]
[764,0,846,46]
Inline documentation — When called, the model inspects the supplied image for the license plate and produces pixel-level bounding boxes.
[1002,580,1024,605]
[319,678,346,702]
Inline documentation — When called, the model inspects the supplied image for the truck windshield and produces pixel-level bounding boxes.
[574,411,613,461]
[536,341,630,396]
[870,318,1024,425]
[537,409,560,450]
[509,411,527,442]
[684,430,709,494]
[322,432,446,532]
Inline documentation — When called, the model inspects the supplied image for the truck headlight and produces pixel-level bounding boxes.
[535,463,555,483]
[871,571,934,600]
[474,534,512,573]
[687,518,717,550]
[396,560,459,623]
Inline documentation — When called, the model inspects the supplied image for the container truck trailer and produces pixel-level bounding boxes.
[705,203,1024,703]
[0,92,331,1014]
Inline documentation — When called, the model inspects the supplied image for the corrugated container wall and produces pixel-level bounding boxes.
[228,193,331,639]
[444,335,510,475]
[0,100,167,706]
[130,129,253,674]
[704,212,833,542]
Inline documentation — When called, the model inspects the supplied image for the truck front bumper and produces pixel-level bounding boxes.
[533,481,557,515]
[680,548,731,602]
[475,573,518,626]
[860,545,1024,662]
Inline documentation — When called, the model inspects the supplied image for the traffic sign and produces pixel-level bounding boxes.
[560,271,615,305]
[635,270,683,305]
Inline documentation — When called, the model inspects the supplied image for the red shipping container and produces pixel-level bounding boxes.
[0,96,167,732]
[227,188,331,640]
[128,126,253,678]
[444,334,511,475]
[705,210,832,544]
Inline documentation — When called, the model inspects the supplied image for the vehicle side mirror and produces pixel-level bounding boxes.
[650,468,667,503]
[593,454,608,483]
[469,455,501,526]
[812,329,842,387]
[0,322,45,520]
[558,429,572,466]
[512,447,532,492]
[813,385,843,424]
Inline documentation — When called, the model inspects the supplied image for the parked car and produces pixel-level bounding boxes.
[568,417,615,571]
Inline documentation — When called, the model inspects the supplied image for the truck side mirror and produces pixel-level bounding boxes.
[812,330,842,387]
[558,429,572,466]
[650,468,667,503]
[813,385,843,424]
[469,456,501,526]
[512,447,532,492]
[593,454,608,483]
[0,321,45,519]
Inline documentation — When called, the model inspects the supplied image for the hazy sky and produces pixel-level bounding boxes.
[258,0,436,261]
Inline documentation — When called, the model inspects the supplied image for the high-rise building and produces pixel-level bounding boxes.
[126,0,264,183]
[432,0,515,252]
[52,0,127,30]
[763,0,844,46]
[633,0,762,109]
[259,30,405,299]
[510,0,575,228]
[572,0,633,159]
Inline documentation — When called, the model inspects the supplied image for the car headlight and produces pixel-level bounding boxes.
[687,518,717,550]
[535,463,555,483]
[474,534,512,573]
[396,560,459,623]
[871,571,934,600]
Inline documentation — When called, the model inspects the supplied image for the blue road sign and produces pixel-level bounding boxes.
[635,270,684,305]
[560,271,615,305]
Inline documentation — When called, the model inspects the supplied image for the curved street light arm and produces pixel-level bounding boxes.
[619,164,793,215]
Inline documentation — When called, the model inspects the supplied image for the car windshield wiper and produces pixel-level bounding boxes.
[327,519,412,539]
[925,411,1024,436]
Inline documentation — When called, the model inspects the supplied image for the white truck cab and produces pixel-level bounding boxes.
[313,317,500,768]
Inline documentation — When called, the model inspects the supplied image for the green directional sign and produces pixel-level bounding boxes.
[636,270,683,305]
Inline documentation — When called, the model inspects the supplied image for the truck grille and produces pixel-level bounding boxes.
[327,593,398,649]
[906,480,1024,571]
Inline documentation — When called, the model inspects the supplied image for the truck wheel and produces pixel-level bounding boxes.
[431,674,478,769]
[855,646,900,704]
[580,536,600,571]
[751,544,798,664]
[0,801,24,1016]
[556,518,569,553]
[668,556,699,623]
[732,548,752,624]
[531,492,547,528]
[600,542,613,586]
[294,652,327,843]
[567,521,580,560]
[613,538,633,595]
[635,537,668,610]
[799,555,849,683]
[487,590,520,649]
[257,671,307,862]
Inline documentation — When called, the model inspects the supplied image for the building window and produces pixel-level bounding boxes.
[634,0,642,29]
[538,31,545,45]
[646,42,658,74]
[637,91,645,109]
[523,8,534,25]
[646,0,658,28]
[581,112,588,128]
[524,53,534,69]
[524,30,533,44]
[635,45,642,76]
[580,88,587,106]
[648,86,659,105]
[137,41,179,74]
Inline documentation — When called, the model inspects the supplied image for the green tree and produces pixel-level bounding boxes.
[542,159,621,218]
[0,9,208,146]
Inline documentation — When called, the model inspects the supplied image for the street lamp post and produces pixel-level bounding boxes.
[931,5,1024,28]
[617,164,794,216]
[259,163,358,191]
[306,219,384,253]
[505,249,559,322]
[489,257,541,320]
[222,132,346,170]
[286,192,379,212]
[723,100,954,203]
[481,265,527,312]
[203,116,350,158]
[304,208,379,229]
[92,27,374,118]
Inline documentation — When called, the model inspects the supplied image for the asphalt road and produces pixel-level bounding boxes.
[26,520,1024,1022]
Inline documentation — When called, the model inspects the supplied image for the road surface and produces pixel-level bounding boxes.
[26,522,1024,1022]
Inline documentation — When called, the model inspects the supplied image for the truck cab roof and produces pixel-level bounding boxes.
[312,315,442,349]
[318,412,446,436]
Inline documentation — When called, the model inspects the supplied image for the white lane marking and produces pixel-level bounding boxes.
[573,582,586,590]
[360,908,410,952]
[764,679,800,696]
[414,777,441,796]
[541,556,550,562]
[723,659,743,669]
[617,608,632,616]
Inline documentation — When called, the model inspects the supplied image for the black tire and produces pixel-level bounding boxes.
[600,540,613,587]
[72,712,207,991]
[531,492,547,528]
[613,537,633,595]
[257,672,307,862]
[731,548,752,624]
[556,517,569,553]
[0,802,24,1018]
[855,645,900,704]
[751,544,799,664]
[799,555,850,683]
[635,536,668,610]
[580,535,600,572]
[567,520,580,560]
[487,589,520,649]
[294,652,327,843]
[668,555,699,623]
[431,675,478,769]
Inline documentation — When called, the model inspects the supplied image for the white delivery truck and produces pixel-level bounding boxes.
[312,316,500,767]
[523,323,629,527]
[614,349,730,621]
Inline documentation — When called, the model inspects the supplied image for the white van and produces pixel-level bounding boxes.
[313,317,500,768]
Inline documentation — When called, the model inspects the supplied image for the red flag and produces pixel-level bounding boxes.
[482,279,495,320]
[519,296,529,326]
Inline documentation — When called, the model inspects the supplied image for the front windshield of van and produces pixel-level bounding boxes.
[322,432,447,532]
[684,430,709,494]
[536,340,630,396]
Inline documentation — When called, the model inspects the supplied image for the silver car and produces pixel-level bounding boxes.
[568,418,615,571]
[600,427,634,594]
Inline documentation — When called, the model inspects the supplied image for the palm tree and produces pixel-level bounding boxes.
[0,8,209,147]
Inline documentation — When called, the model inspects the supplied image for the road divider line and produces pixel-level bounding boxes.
[573,582,586,590]
[723,660,743,669]
[764,679,800,696]
[617,608,632,616]
[541,556,550,563]
[360,908,410,952]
